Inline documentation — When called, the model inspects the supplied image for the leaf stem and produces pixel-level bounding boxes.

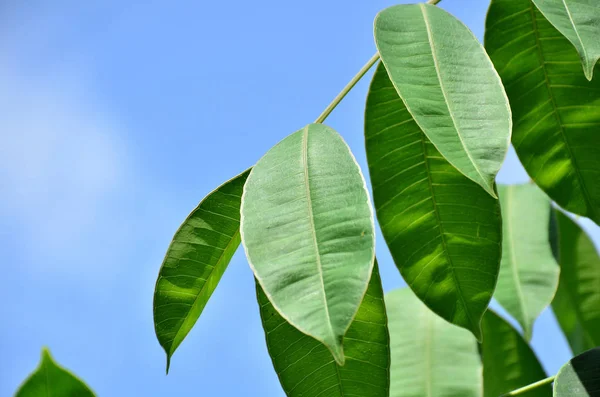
[500,376,556,396]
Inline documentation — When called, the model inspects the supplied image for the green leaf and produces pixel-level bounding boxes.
[257,261,389,397]
[551,210,600,354]
[365,62,502,340]
[386,288,482,397]
[495,184,560,340]
[241,123,375,365]
[554,347,600,396]
[481,311,552,397]
[374,3,511,197]
[531,0,600,81]
[485,0,600,225]
[153,170,250,372]
[15,348,95,397]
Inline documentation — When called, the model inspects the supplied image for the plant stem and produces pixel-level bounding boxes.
[500,376,556,396]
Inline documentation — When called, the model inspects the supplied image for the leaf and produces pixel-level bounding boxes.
[531,0,600,81]
[554,347,600,396]
[386,288,482,397]
[374,3,511,197]
[481,311,551,397]
[153,170,250,372]
[494,184,560,340]
[485,0,600,225]
[15,348,95,397]
[241,123,375,365]
[365,62,502,340]
[257,262,389,397]
[551,209,600,354]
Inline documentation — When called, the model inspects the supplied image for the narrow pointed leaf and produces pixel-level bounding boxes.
[374,3,511,197]
[153,170,250,372]
[481,311,551,397]
[365,62,501,340]
[485,0,600,225]
[241,123,375,365]
[551,210,600,354]
[532,0,600,81]
[257,262,389,397]
[554,347,600,396]
[15,348,95,397]
[386,288,482,397]
[495,184,560,340]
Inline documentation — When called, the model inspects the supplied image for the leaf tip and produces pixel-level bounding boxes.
[165,354,171,375]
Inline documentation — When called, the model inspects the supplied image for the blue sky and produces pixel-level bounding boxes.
[0,0,592,395]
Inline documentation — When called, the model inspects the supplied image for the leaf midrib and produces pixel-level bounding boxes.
[559,0,588,65]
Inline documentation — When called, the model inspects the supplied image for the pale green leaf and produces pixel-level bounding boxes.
[532,0,600,81]
[485,0,600,225]
[374,3,511,197]
[481,311,551,397]
[365,62,501,340]
[241,123,375,365]
[551,210,600,354]
[495,184,560,340]
[257,262,389,397]
[15,348,95,397]
[153,170,249,372]
[554,347,600,396]
[386,288,482,397]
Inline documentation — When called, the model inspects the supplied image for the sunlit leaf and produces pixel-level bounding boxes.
[374,3,511,197]
[153,170,249,372]
[481,311,551,397]
[554,347,600,396]
[257,262,389,397]
[532,0,600,81]
[15,348,95,397]
[485,0,600,225]
[241,123,375,365]
[551,210,600,354]
[365,62,501,340]
[386,288,481,397]
[495,184,560,340]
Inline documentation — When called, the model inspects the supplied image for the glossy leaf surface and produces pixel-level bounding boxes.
[485,0,600,224]
[554,347,600,396]
[153,170,249,372]
[481,311,551,397]
[532,0,600,81]
[257,262,389,397]
[374,3,511,196]
[495,184,559,340]
[552,210,600,354]
[15,348,95,397]
[241,123,375,365]
[365,63,501,340]
[386,288,481,397]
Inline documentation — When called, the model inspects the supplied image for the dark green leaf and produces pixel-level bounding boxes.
[554,347,600,396]
[15,348,95,397]
[365,62,502,340]
[257,262,389,397]
[374,3,511,197]
[485,0,600,225]
[241,123,375,365]
[153,170,249,372]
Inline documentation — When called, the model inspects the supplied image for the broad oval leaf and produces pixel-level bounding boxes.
[551,210,600,354]
[153,170,249,372]
[365,62,502,340]
[532,0,600,81]
[485,0,600,225]
[386,288,482,397]
[15,348,95,397]
[481,311,551,397]
[257,262,389,397]
[374,3,511,197]
[554,347,600,396]
[495,184,560,340]
[241,123,375,365]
